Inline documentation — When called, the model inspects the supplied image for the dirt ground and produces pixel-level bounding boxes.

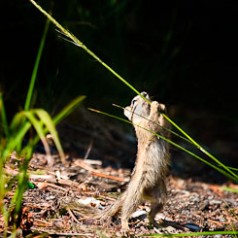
[1,108,238,237]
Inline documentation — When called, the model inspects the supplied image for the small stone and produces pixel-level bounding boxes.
[131,210,147,219]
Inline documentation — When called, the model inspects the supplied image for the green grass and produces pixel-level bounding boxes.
[143,230,238,237]
[0,17,85,237]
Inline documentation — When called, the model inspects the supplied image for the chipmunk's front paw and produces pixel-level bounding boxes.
[158,103,166,112]
[151,101,165,112]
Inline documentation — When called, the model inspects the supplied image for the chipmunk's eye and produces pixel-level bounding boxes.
[131,98,137,106]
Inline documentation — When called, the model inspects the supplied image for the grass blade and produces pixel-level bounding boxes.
[22,110,51,156]
[34,109,65,163]
[28,0,151,103]
[24,18,50,111]
[53,95,86,125]
[144,230,238,237]
[163,113,238,182]
[0,93,9,138]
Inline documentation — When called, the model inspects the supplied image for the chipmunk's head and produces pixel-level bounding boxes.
[124,91,151,125]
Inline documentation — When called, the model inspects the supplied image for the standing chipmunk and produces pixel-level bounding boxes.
[99,91,171,230]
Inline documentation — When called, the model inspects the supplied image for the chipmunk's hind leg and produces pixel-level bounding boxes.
[145,181,167,227]
[148,202,164,227]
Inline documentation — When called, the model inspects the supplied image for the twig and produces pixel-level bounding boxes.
[74,160,126,182]
[84,140,93,160]
[67,208,81,224]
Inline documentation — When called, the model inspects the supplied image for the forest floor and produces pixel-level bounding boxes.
[1,108,238,237]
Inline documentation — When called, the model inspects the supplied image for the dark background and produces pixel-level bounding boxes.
[1,1,238,181]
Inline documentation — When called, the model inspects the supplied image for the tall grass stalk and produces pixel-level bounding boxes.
[29,0,238,183]
[30,0,238,177]
[29,0,144,100]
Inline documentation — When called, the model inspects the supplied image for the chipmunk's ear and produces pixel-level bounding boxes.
[140,91,148,97]
[140,91,150,100]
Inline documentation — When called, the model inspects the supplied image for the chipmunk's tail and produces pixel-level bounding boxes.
[94,175,145,229]
[120,175,143,221]
[95,192,127,221]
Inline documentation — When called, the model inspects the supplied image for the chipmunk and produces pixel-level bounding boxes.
[98,92,170,230]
